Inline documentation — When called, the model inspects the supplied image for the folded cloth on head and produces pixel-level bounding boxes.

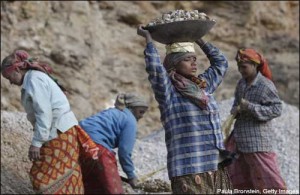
[115,93,148,110]
[165,42,195,55]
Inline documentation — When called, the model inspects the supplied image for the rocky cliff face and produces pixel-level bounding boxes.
[1,1,299,137]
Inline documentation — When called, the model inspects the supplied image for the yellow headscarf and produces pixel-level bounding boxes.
[165,42,195,55]
[163,42,196,72]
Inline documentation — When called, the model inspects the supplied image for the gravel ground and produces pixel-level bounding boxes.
[126,98,299,191]
[1,98,299,194]
[218,99,299,191]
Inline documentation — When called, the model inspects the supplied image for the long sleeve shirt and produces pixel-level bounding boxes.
[231,72,282,152]
[144,42,228,178]
[79,108,137,179]
[21,70,78,148]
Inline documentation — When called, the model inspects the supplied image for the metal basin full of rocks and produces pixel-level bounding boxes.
[143,10,216,44]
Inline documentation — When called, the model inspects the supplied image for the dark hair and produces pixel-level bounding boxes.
[1,53,15,73]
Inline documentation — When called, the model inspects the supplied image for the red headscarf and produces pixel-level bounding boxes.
[2,50,67,92]
[236,48,272,81]
[1,50,53,78]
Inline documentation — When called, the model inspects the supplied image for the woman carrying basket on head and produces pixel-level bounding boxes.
[137,25,234,194]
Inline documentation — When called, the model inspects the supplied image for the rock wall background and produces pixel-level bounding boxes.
[1,1,299,138]
[1,1,299,193]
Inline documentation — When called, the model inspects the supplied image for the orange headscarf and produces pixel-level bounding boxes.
[236,48,272,81]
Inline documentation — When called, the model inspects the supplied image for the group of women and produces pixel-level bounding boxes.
[1,23,287,194]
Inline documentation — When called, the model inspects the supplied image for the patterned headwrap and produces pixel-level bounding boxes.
[163,43,209,110]
[236,48,272,80]
[114,92,148,111]
[1,50,66,92]
[1,50,52,77]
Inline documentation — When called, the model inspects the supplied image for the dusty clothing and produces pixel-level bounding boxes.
[80,144,124,194]
[226,136,286,191]
[231,72,282,152]
[144,42,228,178]
[1,50,98,194]
[21,70,78,148]
[30,126,84,194]
[79,108,137,179]
[171,166,232,194]
[227,51,286,191]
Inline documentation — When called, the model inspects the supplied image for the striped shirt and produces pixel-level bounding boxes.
[231,72,282,152]
[144,42,228,178]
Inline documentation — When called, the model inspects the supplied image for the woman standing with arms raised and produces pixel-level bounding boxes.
[137,25,233,194]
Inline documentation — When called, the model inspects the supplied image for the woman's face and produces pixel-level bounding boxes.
[237,61,257,80]
[3,69,24,86]
[131,106,148,121]
[175,55,197,77]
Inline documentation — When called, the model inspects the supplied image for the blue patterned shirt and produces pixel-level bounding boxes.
[231,72,282,152]
[144,42,229,178]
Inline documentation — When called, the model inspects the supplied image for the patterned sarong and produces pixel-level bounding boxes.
[171,166,233,194]
[225,135,287,192]
[80,144,124,194]
[29,125,99,194]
